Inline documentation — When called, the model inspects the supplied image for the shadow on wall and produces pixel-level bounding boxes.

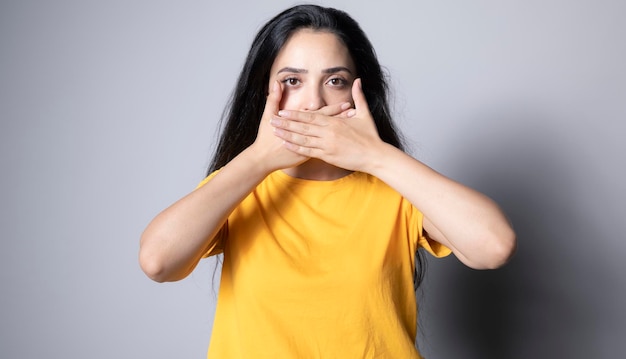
[420,107,625,359]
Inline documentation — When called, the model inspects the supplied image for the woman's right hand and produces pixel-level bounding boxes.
[250,81,308,172]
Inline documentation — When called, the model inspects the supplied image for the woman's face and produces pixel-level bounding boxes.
[269,29,356,111]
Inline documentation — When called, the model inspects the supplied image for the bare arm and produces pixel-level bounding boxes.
[271,79,516,269]
[139,82,352,282]
[139,149,273,282]
[139,81,297,282]
[364,144,516,269]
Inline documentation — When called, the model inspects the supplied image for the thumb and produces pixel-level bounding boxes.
[265,80,283,116]
[350,78,371,117]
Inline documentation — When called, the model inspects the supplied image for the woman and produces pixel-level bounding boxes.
[140,4,516,358]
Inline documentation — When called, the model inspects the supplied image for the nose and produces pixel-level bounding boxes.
[302,85,326,111]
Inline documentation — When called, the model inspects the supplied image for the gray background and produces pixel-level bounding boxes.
[1,0,624,358]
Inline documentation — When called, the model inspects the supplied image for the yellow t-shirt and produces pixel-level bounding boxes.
[198,170,450,358]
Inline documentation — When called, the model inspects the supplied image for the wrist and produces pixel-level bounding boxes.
[361,141,398,176]
[236,146,275,178]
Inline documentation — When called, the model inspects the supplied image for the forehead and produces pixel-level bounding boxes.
[271,29,355,72]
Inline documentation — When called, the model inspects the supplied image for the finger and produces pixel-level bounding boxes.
[265,81,283,117]
[282,140,319,158]
[277,101,352,123]
[315,102,352,117]
[277,109,323,125]
[338,108,355,118]
[272,116,322,137]
[274,128,320,148]
[351,78,371,116]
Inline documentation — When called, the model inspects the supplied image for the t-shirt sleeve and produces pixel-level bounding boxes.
[195,170,226,257]
[196,169,219,189]
[415,208,452,258]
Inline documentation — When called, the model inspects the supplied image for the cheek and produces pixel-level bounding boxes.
[328,88,353,105]
[278,90,299,110]
[277,87,353,110]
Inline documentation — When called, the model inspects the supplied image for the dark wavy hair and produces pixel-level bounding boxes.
[206,4,425,288]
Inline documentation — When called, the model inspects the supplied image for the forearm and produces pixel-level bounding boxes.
[365,143,516,269]
[139,147,272,282]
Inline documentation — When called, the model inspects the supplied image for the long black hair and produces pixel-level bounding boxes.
[206,4,425,288]
[207,4,405,173]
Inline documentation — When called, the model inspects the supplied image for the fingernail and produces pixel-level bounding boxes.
[347,109,356,117]
[278,110,288,117]
[341,102,351,110]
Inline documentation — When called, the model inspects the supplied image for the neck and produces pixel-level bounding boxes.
[282,159,353,181]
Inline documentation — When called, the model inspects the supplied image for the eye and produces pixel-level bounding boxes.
[326,77,348,88]
[281,77,301,87]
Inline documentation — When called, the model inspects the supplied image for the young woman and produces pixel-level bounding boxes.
[140,4,516,358]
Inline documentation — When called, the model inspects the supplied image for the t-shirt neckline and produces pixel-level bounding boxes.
[271,169,362,187]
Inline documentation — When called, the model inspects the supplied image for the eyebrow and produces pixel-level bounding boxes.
[277,66,353,75]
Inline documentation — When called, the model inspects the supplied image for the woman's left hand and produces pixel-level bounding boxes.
[270,78,384,172]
